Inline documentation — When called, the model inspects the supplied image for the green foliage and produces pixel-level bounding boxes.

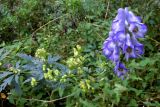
[0,0,160,107]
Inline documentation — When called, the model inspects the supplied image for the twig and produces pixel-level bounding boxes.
[146,36,160,45]
[105,0,110,19]
[96,32,105,40]
[31,14,67,36]
[8,93,74,103]
[91,23,104,28]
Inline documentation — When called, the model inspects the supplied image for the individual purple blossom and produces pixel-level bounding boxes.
[123,34,136,61]
[112,8,126,33]
[114,62,128,79]
[102,37,120,63]
[125,8,142,23]
[129,22,147,38]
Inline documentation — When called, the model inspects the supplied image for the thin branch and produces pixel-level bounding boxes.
[91,23,105,28]
[105,0,110,19]
[96,32,105,40]
[146,36,160,45]
[31,14,68,36]
[7,93,74,103]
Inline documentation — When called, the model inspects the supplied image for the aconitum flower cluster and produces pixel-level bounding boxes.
[102,8,147,79]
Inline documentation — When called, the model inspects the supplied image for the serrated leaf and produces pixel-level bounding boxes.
[0,72,13,79]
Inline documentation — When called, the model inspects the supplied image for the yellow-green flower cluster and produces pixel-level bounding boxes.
[66,45,84,69]
[35,48,48,61]
[79,78,95,93]
[44,68,60,81]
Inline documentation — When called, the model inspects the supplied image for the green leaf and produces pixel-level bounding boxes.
[128,99,138,107]
[59,87,64,97]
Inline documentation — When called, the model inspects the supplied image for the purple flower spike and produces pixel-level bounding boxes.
[102,7,147,79]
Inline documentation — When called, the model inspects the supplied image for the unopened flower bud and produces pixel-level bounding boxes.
[31,77,37,87]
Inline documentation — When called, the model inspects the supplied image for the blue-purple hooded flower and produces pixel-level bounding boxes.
[114,62,128,79]
[129,22,147,38]
[102,39,120,63]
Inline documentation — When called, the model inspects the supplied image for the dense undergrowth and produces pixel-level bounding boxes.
[0,0,160,107]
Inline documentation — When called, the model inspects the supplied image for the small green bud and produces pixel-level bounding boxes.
[76,58,81,64]
[31,77,37,87]
[42,64,46,71]
[78,67,83,75]
[47,68,53,74]
[62,74,67,79]
[54,69,60,76]
[67,58,75,69]
[60,78,66,83]
[14,69,20,74]
[44,73,48,79]
[79,56,85,61]
[9,67,14,72]
[48,75,53,80]
[79,81,87,92]
[73,48,79,57]
[9,67,19,74]
[0,62,2,66]
[85,80,91,89]
[76,45,82,52]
